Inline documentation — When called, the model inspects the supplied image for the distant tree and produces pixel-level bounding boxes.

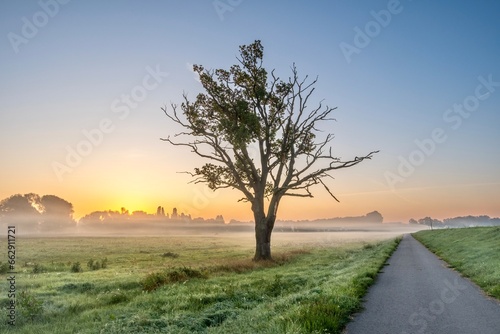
[417,217,443,230]
[162,40,377,260]
[408,218,418,225]
[40,195,76,231]
[0,193,76,233]
[79,211,107,226]
[365,211,383,223]
[131,211,149,219]
[0,193,41,232]
[156,206,165,216]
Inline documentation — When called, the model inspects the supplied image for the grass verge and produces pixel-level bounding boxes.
[413,226,500,299]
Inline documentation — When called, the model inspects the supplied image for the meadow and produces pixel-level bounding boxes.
[413,226,500,300]
[0,232,402,333]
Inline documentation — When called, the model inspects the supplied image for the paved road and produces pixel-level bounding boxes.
[345,234,500,334]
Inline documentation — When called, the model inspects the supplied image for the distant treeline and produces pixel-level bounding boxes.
[409,215,500,228]
[229,211,384,227]
[0,193,75,233]
[79,206,225,227]
[0,193,225,234]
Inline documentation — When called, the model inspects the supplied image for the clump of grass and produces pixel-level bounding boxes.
[60,282,95,293]
[32,263,47,274]
[107,290,130,305]
[142,267,207,291]
[161,252,179,258]
[298,296,347,333]
[142,272,168,292]
[207,249,310,275]
[70,262,83,273]
[87,257,108,270]
[0,262,9,274]
[264,274,308,297]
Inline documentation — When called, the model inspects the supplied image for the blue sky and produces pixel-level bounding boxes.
[1,0,499,222]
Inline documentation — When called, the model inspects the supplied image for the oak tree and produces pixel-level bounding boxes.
[162,41,377,260]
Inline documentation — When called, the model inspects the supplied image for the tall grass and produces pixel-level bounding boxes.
[414,226,500,299]
[0,234,400,333]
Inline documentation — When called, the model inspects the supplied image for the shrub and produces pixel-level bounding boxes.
[32,263,47,274]
[142,272,168,292]
[161,252,179,258]
[18,290,43,320]
[87,258,109,270]
[167,267,207,283]
[107,290,129,305]
[0,262,9,274]
[70,262,83,273]
[142,267,207,292]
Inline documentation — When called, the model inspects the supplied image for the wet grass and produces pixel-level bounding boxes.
[0,234,400,333]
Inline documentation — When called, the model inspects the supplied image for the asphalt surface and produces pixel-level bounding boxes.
[345,234,500,334]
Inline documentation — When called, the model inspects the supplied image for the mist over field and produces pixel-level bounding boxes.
[0,193,417,236]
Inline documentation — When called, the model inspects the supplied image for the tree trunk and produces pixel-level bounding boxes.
[253,212,275,261]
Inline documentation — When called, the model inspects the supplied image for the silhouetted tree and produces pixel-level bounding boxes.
[0,193,41,233]
[162,40,377,260]
[0,193,76,233]
[418,217,443,229]
[40,195,76,231]
[156,206,165,216]
[365,211,383,223]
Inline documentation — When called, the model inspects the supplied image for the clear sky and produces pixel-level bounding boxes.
[1,0,499,223]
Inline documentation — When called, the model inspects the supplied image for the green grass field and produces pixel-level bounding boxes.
[413,227,500,300]
[1,233,400,333]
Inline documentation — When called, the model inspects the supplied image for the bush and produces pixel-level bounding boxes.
[70,262,83,273]
[142,267,207,292]
[87,258,109,270]
[18,290,43,320]
[167,267,206,282]
[32,263,47,274]
[0,262,9,274]
[107,290,129,305]
[161,252,179,258]
[142,272,168,292]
